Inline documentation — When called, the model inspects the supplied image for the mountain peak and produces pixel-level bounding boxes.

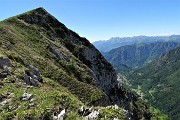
[31,7,48,15]
[15,7,62,28]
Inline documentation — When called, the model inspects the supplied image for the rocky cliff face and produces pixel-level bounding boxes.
[76,45,118,98]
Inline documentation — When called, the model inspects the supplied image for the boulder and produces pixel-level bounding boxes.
[0,92,13,106]
[0,56,12,79]
[23,64,43,86]
[78,106,85,116]
[20,92,33,101]
[0,99,11,106]
[0,56,12,68]
[78,106,101,120]
[85,110,100,120]
[57,109,66,120]
[53,109,66,120]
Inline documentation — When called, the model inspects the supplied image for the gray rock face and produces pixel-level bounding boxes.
[0,98,11,106]
[49,45,64,60]
[0,56,12,79]
[20,92,33,101]
[78,106,99,119]
[18,7,53,26]
[53,109,66,120]
[49,44,69,61]
[85,110,100,120]
[74,45,119,105]
[80,47,118,94]
[0,92,14,107]
[17,7,69,40]
[23,64,43,86]
[0,56,12,68]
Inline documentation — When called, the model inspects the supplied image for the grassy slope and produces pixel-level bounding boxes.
[0,17,105,104]
[0,9,126,119]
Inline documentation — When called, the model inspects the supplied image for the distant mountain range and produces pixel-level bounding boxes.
[127,46,180,119]
[102,42,180,73]
[93,35,180,52]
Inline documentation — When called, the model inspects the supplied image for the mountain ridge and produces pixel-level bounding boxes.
[1,7,115,105]
[0,7,155,119]
[103,42,180,73]
[93,35,180,52]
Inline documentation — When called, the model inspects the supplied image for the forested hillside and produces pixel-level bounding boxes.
[127,46,180,119]
[103,42,180,73]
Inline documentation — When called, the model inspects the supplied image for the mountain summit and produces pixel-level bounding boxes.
[0,8,154,119]
[17,7,57,25]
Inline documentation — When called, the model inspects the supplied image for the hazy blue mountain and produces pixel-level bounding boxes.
[93,35,180,52]
[103,42,180,73]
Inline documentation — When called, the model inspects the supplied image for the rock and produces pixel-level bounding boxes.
[49,45,69,61]
[85,110,100,120]
[78,106,85,116]
[78,106,101,120]
[20,92,33,101]
[105,106,112,109]
[105,104,119,110]
[83,108,92,116]
[7,93,14,99]
[26,64,43,82]
[0,72,9,79]
[78,106,91,116]
[53,109,66,120]
[0,92,13,99]
[89,106,94,112]
[18,7,56,27]
[78,106,100,120]
[53,115,58,120]
[0,57,12,79]
[114,104,119,109]
[0,99,11,106]
[0,56,12,68]
[113,118,119,120]
[75,46,119,106]
[30,98,35,102]
[23,64,43,86]
[57,109,66,120]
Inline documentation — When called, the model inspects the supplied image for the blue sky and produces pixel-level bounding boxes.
[0,0,180,42]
